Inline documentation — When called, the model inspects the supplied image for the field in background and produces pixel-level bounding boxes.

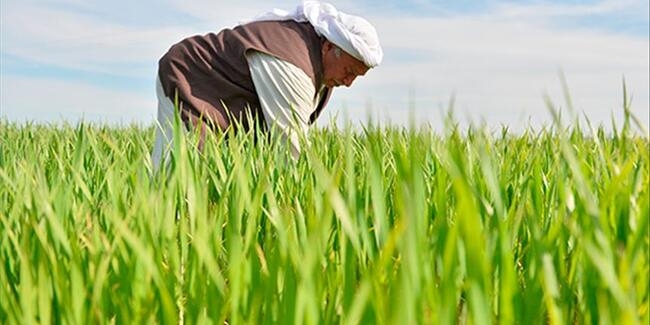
[1,111,648,324]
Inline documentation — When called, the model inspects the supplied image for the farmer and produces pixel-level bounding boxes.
[152,1,383,169]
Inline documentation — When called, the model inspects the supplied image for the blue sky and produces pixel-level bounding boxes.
[1,0,648,131]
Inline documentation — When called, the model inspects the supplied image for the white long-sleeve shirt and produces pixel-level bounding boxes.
[246,50,326,159]
[152,51,326,170]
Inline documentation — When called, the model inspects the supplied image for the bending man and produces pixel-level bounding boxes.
[152,1,383,169]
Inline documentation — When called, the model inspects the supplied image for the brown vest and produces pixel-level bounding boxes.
[158,20,332,134]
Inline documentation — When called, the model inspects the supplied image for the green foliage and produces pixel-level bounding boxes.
[0,117,648,324]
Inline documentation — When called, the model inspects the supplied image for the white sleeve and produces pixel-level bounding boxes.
[246,51,316,159]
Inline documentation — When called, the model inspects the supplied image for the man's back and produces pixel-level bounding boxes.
[157,20,327,133]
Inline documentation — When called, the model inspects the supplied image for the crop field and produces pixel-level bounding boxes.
[0,109,648,324]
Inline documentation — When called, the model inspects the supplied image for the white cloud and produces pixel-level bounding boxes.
[321,14,649,131]
[166,0,311,26]
[0,75,156,124]
[492,0,648,20]
[1,0,648,132]
[1,2,199,77]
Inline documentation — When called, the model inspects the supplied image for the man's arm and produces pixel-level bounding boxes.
[246,50,317,159]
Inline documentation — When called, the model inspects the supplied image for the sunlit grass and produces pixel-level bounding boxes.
[0,109,648,324]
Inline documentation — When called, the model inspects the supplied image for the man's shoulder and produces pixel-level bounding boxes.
[236,20,316,36]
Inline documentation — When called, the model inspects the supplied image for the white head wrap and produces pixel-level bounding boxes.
[243,1,383,68]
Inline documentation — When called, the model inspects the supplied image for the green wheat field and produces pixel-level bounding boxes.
[1,102,648,324]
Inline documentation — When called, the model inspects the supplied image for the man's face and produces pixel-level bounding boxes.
[321,41,370,88]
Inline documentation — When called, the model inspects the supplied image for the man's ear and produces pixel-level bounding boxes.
[322,40,334,55]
